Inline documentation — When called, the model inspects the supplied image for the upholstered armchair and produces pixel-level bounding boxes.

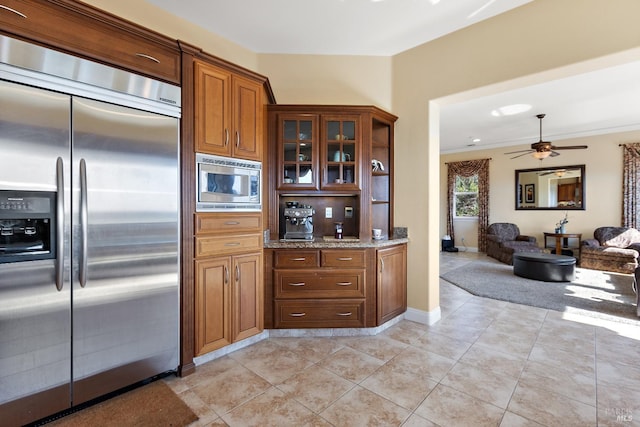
[486,223,543,265]
[580,227,640,274]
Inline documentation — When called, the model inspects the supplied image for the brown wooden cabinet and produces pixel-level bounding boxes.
[376,244,407,325]
[558,183,577,202]
[320,115,360,191]
[370,117,395,239]
[266,105,396,241]
[271,248,367,328]
[0,0,180,83]
[194,213,263,356]
[194,60,262,161]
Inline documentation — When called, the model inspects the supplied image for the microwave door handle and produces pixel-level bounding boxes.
[55,157,64,291]
[79,158,88,288]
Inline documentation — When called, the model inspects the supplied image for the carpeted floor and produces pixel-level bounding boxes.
[47,380,197,427]
[441,256,640,324]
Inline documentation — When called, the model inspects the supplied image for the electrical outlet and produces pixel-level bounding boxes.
[344,206,353,218]
[325,207,332,218]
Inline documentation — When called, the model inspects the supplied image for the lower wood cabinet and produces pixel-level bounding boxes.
[376,244,407,325]
[275,299,365,328]
[195,252,263,356]
[194,212,263,357]
[266,244,406,329]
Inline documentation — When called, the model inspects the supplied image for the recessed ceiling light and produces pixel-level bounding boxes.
[472,138,481,143]
[491,104,532,117]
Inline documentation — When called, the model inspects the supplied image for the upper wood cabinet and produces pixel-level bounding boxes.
[194,60,263,161]
[0,0,180,83]
[267,105,396,240]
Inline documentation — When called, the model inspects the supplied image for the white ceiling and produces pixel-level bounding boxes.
[145,0,532,56]
[440,60,640,154]
[146,0,640,154]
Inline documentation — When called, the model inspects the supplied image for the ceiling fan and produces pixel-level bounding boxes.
[505,114,588,160]
[539,166,581,177]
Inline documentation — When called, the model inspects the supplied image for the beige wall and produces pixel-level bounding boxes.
[257,54,392,107]
[440,130,640,250]
[393,0,640,315]
[83,0,640,320]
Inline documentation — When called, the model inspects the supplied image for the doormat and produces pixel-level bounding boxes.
[441,256,639,324]
[47,380,197,427]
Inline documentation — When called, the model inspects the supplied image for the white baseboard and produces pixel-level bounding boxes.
[404,306,441,325]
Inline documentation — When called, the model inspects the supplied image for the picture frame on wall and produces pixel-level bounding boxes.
[525,184,535,203]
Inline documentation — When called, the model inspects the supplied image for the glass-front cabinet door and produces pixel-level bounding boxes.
[278,115,318,189]
[322,116,359,190]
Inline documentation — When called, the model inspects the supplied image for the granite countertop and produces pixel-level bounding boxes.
[264,236,409,249]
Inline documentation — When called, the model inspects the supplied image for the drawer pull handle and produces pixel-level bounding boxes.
[336,312,353,317]
[288,282,306,287]
[291,257,306,261]
[289,312,306,317]
[0,5,26,17]
[336,282,352,286]
[224,221,240,225]
[135,53,160,63]
[337,257,353,261]
[225,242,241,247]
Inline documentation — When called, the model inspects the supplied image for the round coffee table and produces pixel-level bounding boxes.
[513,252,576,282]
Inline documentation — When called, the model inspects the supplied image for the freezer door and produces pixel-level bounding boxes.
[70,97,180,404]
[0,81,72,424]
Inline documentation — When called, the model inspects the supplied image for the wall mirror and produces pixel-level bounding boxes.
[515,164,585,210]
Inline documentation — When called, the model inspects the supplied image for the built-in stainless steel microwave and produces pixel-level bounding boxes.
[196,153,262,212]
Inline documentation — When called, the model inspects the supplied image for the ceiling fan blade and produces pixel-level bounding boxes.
[505,149,534,155]
[550,151,560,157]
[550,145,588,150]
[510,152,535,159]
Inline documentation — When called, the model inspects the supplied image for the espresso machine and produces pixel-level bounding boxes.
[283,202,314,240]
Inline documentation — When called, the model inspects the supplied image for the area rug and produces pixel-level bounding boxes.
[48,380,197,427]
[441,257,639,324]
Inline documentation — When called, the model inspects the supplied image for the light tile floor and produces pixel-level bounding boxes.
[165,251,640,426]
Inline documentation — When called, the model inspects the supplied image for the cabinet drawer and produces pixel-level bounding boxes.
[321,250,365,268]
[196,213,262,235]
[274,250,319,268]
[0,0,180,83]
[274,270,364,299]
[196,233,262,257]
[274,300,365,328]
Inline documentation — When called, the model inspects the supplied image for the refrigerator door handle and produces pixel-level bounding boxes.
[55,157,64,291]
[79,158,88,288]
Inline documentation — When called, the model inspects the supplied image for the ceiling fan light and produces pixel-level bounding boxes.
[532,151,551,160]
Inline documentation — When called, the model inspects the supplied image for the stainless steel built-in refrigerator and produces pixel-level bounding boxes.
[0,36,181,425]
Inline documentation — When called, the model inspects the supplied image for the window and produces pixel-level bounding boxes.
[454,174,479,218]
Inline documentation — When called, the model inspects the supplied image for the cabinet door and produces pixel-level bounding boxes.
[232,253,263,342]
[321,116,360,190]
[194,61,232,156]
[195,257,232,355]
[377,245,407,325]
[278,115,319,190]
[233,76,262,161]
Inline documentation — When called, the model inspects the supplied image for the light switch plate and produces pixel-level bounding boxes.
[325,207,332,218]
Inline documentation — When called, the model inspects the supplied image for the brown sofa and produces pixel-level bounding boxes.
[580,226,640,274]
[486,223,543,265]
